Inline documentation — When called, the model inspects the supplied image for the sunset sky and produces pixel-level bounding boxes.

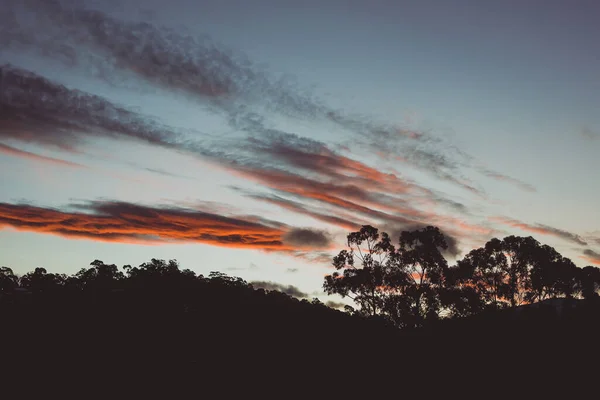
[1,0,599,300]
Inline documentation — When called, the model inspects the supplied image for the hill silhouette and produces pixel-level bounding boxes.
[1,260,599,397]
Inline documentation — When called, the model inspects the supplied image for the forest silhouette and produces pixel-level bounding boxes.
[2,225,599,395]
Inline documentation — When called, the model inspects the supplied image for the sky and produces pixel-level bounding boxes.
[1,0,599,301]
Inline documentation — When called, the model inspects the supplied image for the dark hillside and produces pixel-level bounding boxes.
[1,261,599,397]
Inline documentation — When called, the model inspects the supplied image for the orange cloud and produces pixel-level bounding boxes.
[0,201,331,252]
[229,166,426,226]
[582,256,600,266]
[582,250,600,266]
[231,161,491,252]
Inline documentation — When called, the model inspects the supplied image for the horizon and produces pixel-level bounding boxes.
[1,0,599,302]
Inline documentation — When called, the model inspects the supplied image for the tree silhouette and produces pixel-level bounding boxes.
[449,236,543,309]
[324,225,399,317]
[73,260,124,290]
[324,225,449,327]
[529,245,579,302]
[0,266,19,293]
[19,267,66,293]
[385,226,449,327]
[325,225,600,327]
[578,266,600,299]
[497,235,541,307]
[447,240,509,312]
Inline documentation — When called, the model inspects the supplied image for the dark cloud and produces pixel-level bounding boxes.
[493,217,588,246]
[292,251,334,264]
[583,249,600,257]
[325,301,347,310]
[0,64,187,151]
[2,0,327,120]
[583,249,600,265]
[250,281,308,298]
[431,195,468,214]
[582,127,599,140]
[283,228,331,249]
[3,0,239,97]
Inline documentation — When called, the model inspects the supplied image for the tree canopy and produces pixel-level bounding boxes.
[324,225,600,328]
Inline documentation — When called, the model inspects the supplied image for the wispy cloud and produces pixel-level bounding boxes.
[582,249,600,265]
[581,127,599,140]
[478,167,536,192]
[0,142,85,168]
[2,0,238,97]
[492,217,588,246]
[0,200,330,252]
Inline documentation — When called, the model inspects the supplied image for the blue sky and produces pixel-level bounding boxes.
[1,0,599,300]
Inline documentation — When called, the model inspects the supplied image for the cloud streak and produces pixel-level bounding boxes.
[582,127,599,140]
[0,64,188,152]
[0,200,330,252]
[0,142,85,168]
[478,168,536,192]
[583,249,600,266]
[492,217,588,246]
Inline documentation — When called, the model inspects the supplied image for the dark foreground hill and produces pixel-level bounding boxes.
[1,265,599,397]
